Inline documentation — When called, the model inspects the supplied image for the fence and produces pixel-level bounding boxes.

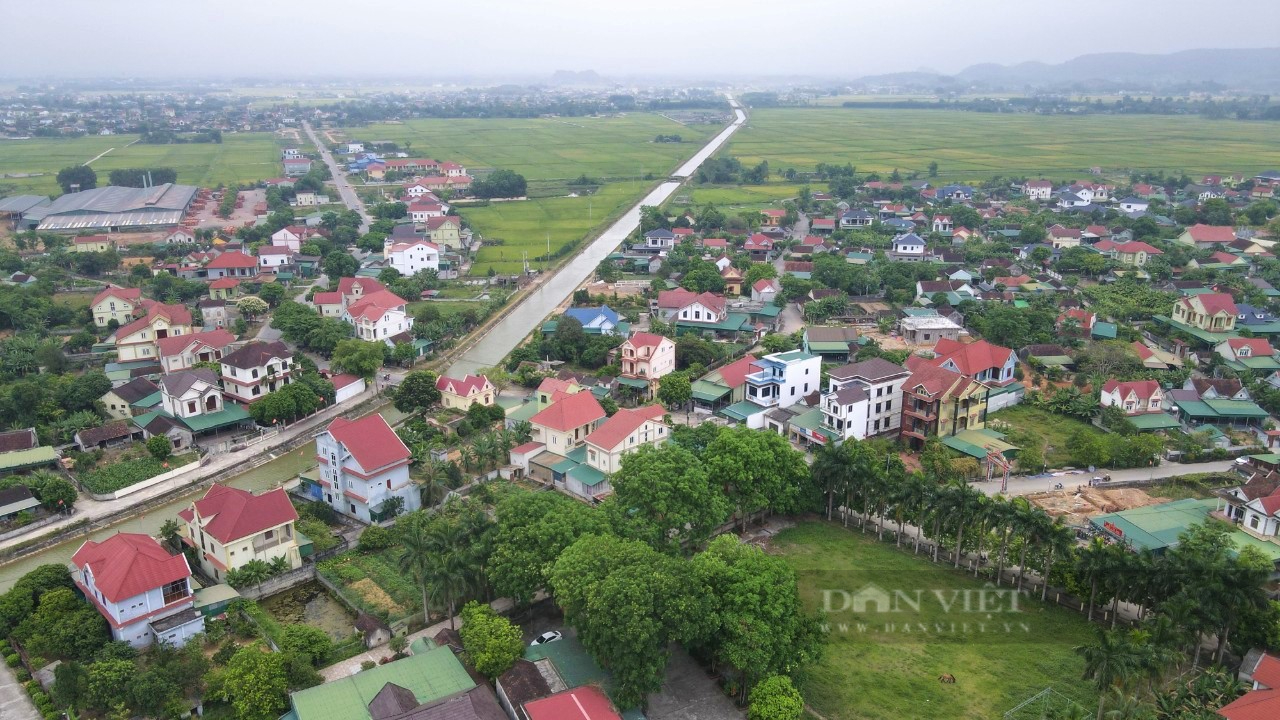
[238,565,316,601]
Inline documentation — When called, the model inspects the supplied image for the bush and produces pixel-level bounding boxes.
[358,525,393,551]
[15,668,30,682]
[360,660,377,671]
[5,653,20,667]
[146,435,172,461]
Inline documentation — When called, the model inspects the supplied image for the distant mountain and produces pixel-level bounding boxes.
[549,69,606,86]
[855,48,1280,92]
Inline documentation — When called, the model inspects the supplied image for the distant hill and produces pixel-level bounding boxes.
[549,69,606,86]
[855,48,1280,92]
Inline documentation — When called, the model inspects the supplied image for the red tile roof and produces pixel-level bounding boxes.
[930,338,1014,377]
[92,285,142,307]
[436,374,492,397]
[1132,341,1155,360]
[1218,688,1280,720]
[345,289,409,322]
[753,278,779,292]
[714,353,759,388]
[656,288,697,309]
[1184,224,1236,243]
[157,328,236,358]
[586,405,666,451]
[1114,241,1162,255]
[313,291,342,305]
[530,391,606,432]
[1183,292,1238,316]
[525,686,621,720]
[1102,379,1161,401]
[209,277,240,289]
[72,533,190,604]
[177,485,298,545]
[328,373,362,390]
[1252,652,1280,689]
[337,277,385,296]
[1048,224,1082,239]
[745,233,774,250]
[424,215,461,230]
[625,332,670,348]
[325,414,410,471]
[206,251,258,269]
[903,362,978,399]
[1227,338,1275,357]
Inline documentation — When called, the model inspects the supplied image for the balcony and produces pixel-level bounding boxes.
[746,369,782,385]
[253,534,289,554]
[903,403,937,421]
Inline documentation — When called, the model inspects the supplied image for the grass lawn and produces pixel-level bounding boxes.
[0,132,284,196]
[729,108,1280,182]
[774,521,1097,720]
[987,405,1104,468]
[463,180,651,275]
[336,113,719,181]
[407,299,491,319]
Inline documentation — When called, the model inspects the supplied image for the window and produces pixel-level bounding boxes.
[885,400,892,411]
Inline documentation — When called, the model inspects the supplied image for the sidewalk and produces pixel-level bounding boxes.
[972,459,1235,497]
[0,662,38,720]
[0,387,384,556]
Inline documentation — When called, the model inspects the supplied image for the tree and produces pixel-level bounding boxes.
[608,444,730,551]
[279,625,333,667]
[258,283,287,307]
[704,426,807,532]
[398,522,437,625]
[471,169,528,199]
[458,601,523,679]
[236,296,269,321]
[1076,627,1143,720]
[56,165,97,194]
[146,435,172,461]
[657,372,691,409]
[331,339,384,379]
[15,587,110,659]
[87,659,135,710]
[489,490,611,604]
[748,675,804,720]
[53,660,90,710]
[220,647,289,720]
[392,341,416,367]
[394,370,441,412]
[323,251,358,278]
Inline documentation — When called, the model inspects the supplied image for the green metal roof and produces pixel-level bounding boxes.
[940,428,1018,460]
[0,446,59,472]
[616,377,649,388]
[691,380,730,402]
[1225,356,1280,371]
[1152,315,1236,345]
[288,646,474,720]
[1203,398,1269,417]
[806,341,855,353]
[675,312,751,333]
[1031,355,1074,367]
[720,400,767,422]
[180,403,252,432]
[568,464,608,488]
[504,402,540,423]
[787,407,838,441]
[1091,499,1280,561]
[1126,412,1183,431]
[132,391,162,409]
[1091,321,1118,339]
[524,637,646,720]
[752,304,782,318]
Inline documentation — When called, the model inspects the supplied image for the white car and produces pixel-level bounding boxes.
[530,631,562,646]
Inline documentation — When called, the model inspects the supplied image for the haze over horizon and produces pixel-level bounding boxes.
[4,0,1279,81]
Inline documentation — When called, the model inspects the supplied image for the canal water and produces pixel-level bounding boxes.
[0,405,410,594]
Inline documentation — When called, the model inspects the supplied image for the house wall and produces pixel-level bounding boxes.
[585,421,667,474]
[315,435,418,522]
[93,298,137,328]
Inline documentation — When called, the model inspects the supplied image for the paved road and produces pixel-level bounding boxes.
[447,99,748,377]
[972,460,1236,497]
[303,121,370,233]
[0,662,38,720]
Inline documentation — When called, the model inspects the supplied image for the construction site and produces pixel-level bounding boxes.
[1028,486,1179,528]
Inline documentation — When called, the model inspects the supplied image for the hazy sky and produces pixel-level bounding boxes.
[4,0,1278,80]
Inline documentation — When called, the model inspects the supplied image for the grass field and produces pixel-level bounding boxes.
[336,113,718,181]
[0,132,284,196]
[775,522,1097,720]
[667,182,817,217]
[728,108,1280,182]
[987,405,1104,468]
[463,180,650,275]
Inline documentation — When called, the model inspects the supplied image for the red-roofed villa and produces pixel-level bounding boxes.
[73,533,204,647]
[177,485,301,582]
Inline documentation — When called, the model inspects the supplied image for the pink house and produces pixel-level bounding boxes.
[619,333,675,394]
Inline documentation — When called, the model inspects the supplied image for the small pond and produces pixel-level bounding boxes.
[259,581,357,640]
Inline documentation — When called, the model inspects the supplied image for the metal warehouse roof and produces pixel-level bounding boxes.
[37,183,196,231]
[0,195,50,214]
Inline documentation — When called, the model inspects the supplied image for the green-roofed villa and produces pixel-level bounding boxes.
[285,646,474,720]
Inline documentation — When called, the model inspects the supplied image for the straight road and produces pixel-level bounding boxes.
[447,100,748,376]
[302,121,371,233]
[972,459,1236,497]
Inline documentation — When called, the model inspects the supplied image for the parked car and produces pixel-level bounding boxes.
[530,631,562,646]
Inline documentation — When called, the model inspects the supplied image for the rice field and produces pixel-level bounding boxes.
[727,108,1280,182]
[0,132,285,196]
[335,113,720,181]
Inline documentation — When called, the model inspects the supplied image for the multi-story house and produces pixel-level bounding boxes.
[424,216,463,250]
[583,405,667,477]
[160,368,226,420]
[889,233,927,261]
[928,339,1017,387]
[257,246,295,273]
[1176,224,1237,249]
[529,392,607,453]
[1172,293,1238,333]
[383,238,441,276]
[435,374,496,410]
[113,302,194,362]
[178,484,302,582]
[219,341,293,404]
[744,350,821,409]
[157,328,236,374]
[1099,380,1165,415]
[208,277,241,301]
[342,289,414,346]
[1048,225,1082,249]
[72,533,204,648]
[822,358,912,440]
[337,276,385,309]
[1022,179,1053,201]
[654,289,728,325]
[618,333,675,395]
[899,363,989,450]
[91,285,143,328]
[642,229,676,250]
[315,414,415,522]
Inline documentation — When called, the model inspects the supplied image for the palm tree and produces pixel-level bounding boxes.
[1077,538,1110,622]
[1040,520,1075,602]
[811,444,844,521]
[991,498,1020,585]
[472,433,499,473]
[941,482,982,570]
[1076,627,1142,720]
[423,522,478,630]
[969,493,996,578]
[415,460,445,508]
[398,522,435,625]
[1014,505,1046,591]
